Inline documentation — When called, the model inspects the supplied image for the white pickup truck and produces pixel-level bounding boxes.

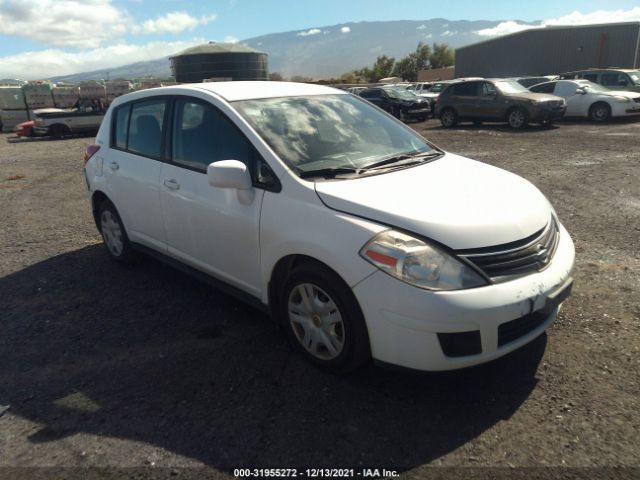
[32,100,105,139]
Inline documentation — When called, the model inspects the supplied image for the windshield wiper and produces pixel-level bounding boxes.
[361,151,443,170]
[299,167,363,179]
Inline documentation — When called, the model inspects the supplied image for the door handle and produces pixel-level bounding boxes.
[109,161,119,170]
[163,178,180,190]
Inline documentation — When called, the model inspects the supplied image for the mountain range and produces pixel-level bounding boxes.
[51,18,525,82]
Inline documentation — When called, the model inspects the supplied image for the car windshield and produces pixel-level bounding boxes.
[495,81,530,94]
[233,94,437,175]
[430,83,447,93]
[627,71,640,85]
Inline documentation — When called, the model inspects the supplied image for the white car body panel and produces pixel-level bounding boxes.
[315,153,550,249]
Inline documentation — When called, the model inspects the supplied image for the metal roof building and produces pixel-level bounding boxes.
[170,42,268,83]
[455,22,640,78]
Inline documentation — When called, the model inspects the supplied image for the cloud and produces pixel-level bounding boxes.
[417,24,427,30]
[441,30,457,37]
[340,26,351,33]
[223,35,239,43]
[133,11,216,35]
[477,7,640,37]
[0,0,128,48]
[297,28,321,37]
[0,39,204,79]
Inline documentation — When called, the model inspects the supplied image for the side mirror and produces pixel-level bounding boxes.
[575,88,587,95]
[207,160,254,204]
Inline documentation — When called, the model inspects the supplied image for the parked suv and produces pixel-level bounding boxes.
[435,79,566,128]
[358,87,431,121]
[84,81,574,372]
[559,69,640,93]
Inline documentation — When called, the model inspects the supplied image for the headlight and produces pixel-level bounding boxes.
[34,118,44,126]
[359,230,487,291]
[615,96,631,103]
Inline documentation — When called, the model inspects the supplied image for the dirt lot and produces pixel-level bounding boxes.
[0,119,638,480]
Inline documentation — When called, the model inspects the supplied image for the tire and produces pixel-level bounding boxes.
[507,108,529,129]
[440,108,458,128]
[98,200,136,264]
[589,102,611,122]
[49,124,70,140]
[279,262,370,373]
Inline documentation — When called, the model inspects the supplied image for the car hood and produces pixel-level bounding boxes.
[592,90,640,99]
[314,153,551,250]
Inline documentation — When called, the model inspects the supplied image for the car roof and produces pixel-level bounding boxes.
[117,81,344,103]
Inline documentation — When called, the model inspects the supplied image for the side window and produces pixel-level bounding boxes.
[555,82,577,97]
[601,73,628,86]
[531,82,555,94]
[360,90,378,99]
[452,82,478,96]
[128,99,166,159]
[112,104,130,149]
[480,82,497,96]
[583,74,599,83]
[172,99,251,172]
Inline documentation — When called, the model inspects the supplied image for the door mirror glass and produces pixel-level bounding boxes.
[208,160,252,189]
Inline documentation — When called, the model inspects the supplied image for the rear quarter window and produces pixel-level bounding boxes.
[112,104,130,150]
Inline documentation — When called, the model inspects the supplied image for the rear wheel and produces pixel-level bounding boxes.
[98,200,136,264]
[507,108,529,129]
[440,108,458,128]
[280,262,370,373]
[589,102,611,122]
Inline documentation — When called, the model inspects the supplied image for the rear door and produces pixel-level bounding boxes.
[103,97,169,252]
[475,81,502,119]
[159,96,268,296]
[449,81,480,118]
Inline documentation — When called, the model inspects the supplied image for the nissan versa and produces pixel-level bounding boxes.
[83,81,575,372]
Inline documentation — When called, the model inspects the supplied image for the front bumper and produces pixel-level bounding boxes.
[353,222,575,371]
[530,105,566,122]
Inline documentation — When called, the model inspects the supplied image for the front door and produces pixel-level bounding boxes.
[159,97,264,296]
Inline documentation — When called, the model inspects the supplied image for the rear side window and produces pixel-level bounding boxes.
[127,99,166,159]
[583,73,599,83]
[112,105,130,149]
[360,89,382,99]
[531,82,556,94]
[452,82,478,96]
[172,99,251,172]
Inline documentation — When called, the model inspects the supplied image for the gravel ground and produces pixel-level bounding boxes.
[0,119,638,480]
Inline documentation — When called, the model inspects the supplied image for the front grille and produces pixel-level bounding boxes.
[498,310,548,347]
[634,97,640,104]
[458,218,560,281]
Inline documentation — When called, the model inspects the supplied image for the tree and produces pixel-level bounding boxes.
[268,72,284,81]
[415,42,431,70]
[429,43,455,69]
[392,55,417,81]
[289,75,314,83]
[371,55,395,81]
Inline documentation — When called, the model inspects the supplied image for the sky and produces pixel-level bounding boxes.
[1,0,640,79]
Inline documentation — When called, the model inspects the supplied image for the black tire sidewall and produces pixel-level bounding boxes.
[440,108,457,128]
[279,264,370,372]
[590,103,611,122]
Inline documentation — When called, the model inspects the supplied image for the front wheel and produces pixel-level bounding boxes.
[589,102,611,122]
[507,108,529,129]
[280,263,370,372]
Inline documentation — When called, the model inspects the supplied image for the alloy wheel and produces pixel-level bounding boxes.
[508,109,526,128]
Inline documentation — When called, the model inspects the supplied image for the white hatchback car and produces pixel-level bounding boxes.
[530,79,640,121]
[84,81,575,372]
